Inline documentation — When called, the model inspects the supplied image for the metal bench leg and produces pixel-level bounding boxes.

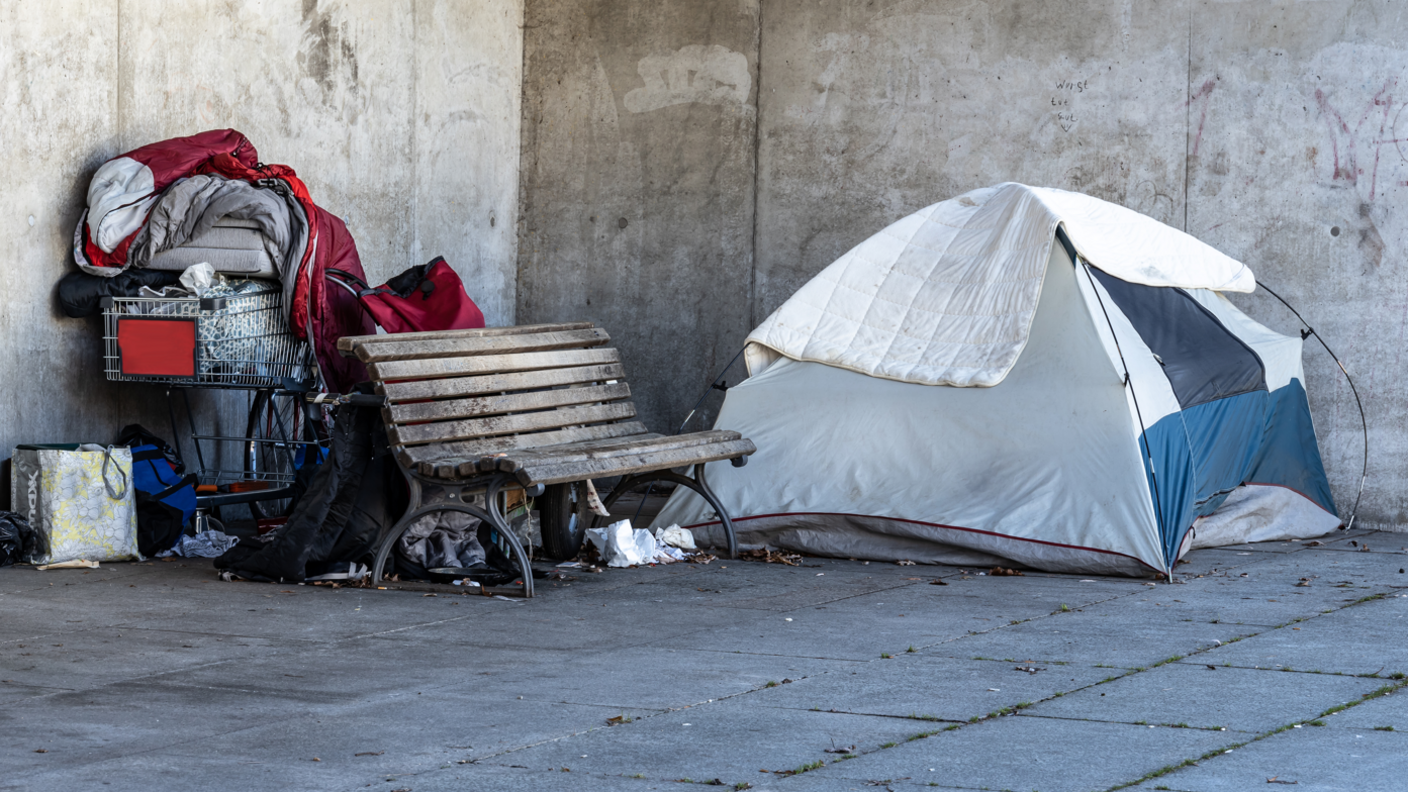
[595,463,738,559]
[485,476,536,598]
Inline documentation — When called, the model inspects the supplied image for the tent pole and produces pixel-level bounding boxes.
[1080,260,1174,577]
[1254,282,1368,532]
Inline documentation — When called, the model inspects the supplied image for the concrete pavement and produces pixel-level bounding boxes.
[2,529,1405,791]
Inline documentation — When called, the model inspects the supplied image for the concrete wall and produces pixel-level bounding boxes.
[517,0,1408,528]
[0,0,522,477]
[517,0,760,435]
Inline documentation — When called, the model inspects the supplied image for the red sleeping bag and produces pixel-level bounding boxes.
[327,257,485,334]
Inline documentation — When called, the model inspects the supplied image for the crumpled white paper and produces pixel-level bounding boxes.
[654,524,696,550]
[585,519,696,567]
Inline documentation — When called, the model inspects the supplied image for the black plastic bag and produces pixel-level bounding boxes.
[0,511,34,567]
[117,424,185,474]
[57,269,183,318]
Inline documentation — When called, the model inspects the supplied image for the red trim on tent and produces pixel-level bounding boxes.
[679,511,1159,573]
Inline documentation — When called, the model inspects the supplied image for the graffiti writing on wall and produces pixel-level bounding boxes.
[1314,79,1400,202]
[623,45,751,114]
[1050,79,1089,132]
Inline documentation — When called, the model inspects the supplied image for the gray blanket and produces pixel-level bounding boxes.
[129,175,308,317]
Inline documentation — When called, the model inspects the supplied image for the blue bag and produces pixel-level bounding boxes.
[130,444,197,556]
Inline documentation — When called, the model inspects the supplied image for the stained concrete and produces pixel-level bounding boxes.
[517,0,1408,528]
[1130,727,1408,792]
[4,532,1407,791]
[0,0,522,468]
[516,0,760,434]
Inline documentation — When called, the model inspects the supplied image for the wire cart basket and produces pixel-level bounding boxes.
[102,281,315,388]
[101,281,323,529]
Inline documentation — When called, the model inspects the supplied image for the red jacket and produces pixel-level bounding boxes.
[74,130,373,391]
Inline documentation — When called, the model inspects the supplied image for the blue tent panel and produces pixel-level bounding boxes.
[1140,380,1337,568]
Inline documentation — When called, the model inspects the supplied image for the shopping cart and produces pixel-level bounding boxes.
[101,280,326,530]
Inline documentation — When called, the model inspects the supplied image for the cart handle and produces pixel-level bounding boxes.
[306,392,386,408]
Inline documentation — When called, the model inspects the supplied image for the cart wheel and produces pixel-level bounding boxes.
[244,389,322,521]
[539,482,586,560]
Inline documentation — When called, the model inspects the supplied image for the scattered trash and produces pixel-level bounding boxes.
[156,529,239,559]
[556,561,582,568]
[354,751,384,757]
[1305,540,1323,546]
[739,548,802,566]
[1014,665,1044,674]
[896,559,916,566]
[655,524,697,550]
[929,579,948,586]
[1295,578,1311,587]
[824,745,856,754]
[1266,777,1298,785]
[1206,665,1217,670]
[450,579,481,588]
[989,567,1024,576]
[584,519,701,567]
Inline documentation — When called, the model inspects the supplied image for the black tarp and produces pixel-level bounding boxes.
[215,401,400,581]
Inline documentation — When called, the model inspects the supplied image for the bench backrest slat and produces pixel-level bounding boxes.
[399,421,651,467]
[352,328,609,363]
[337,322,595,357]
[368,347,619,382]
[387,382,631,425]
[380,363,625,403]
[350,323,653,468]
[388,401,637,448]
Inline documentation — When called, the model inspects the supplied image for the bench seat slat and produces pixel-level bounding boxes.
[510,438,757,487]
[406,422,655,476]
[388,382,631,425]
[369,348,619,382]
[337,322,595,357]
[380,364,625,403]
[353,328,609,363]
[484,430,744,473]
[389,401,637,447]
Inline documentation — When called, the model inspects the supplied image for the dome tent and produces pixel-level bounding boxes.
[655,183,1338,576]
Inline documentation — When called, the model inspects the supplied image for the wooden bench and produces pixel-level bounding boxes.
[336,323,755,597]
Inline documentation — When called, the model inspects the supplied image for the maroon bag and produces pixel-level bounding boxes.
[327,257,485,334]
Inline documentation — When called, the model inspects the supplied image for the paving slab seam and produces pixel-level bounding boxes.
[1103,678,1408,791]
[923,587,1182,657]
[1011,711,1250,734]
[752,619,1360,785]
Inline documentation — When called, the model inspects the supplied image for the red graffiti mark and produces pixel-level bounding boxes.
[1314,79,1397,201]
[1186,79,1217,157]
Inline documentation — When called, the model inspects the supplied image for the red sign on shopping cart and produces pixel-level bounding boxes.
[116,317,198,378]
